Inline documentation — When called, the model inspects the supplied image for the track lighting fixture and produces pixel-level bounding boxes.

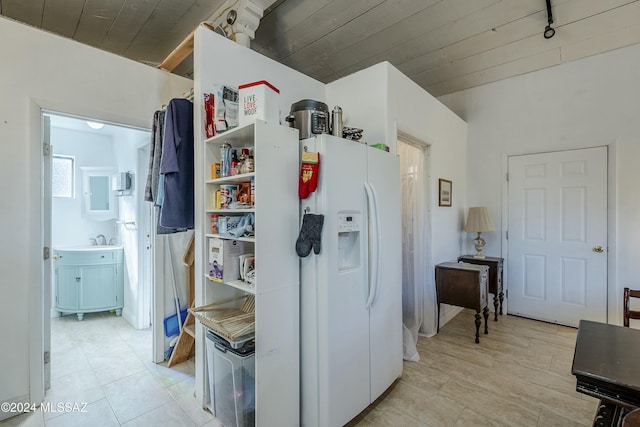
[544,0,555,39]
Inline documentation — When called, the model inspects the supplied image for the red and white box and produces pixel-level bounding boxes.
[239,80,280,126]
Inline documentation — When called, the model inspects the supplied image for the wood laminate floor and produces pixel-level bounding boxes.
[351,309,599,427]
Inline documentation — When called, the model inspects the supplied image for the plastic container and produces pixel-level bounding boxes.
[220,142,232,177]
[239,80,280,127]
[206,330,255,427]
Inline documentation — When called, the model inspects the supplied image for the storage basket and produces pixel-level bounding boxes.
[190,294,255,344]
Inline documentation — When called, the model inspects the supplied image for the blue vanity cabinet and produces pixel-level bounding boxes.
[54,248,124,320]
[55,265,80,312]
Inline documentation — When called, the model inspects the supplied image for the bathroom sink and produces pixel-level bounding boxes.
[57,245,123,251]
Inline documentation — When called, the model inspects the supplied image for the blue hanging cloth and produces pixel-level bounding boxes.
[159,98,194,229]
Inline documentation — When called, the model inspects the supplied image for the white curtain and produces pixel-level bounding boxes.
[398,140,428,361]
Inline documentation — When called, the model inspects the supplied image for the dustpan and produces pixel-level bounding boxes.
[164,309,188,337]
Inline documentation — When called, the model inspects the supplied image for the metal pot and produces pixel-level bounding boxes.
[286,99,329,139]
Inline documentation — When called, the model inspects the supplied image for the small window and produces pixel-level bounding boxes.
[52,155,75,198]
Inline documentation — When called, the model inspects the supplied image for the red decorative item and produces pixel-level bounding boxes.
[299,151,320,199]
[204,93,215,138]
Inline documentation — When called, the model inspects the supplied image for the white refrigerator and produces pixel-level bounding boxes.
[300,134,403,427]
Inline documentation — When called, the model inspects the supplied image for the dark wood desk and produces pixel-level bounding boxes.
[458,255,503,321]
[435,262,489,343]
[572,320,640,425]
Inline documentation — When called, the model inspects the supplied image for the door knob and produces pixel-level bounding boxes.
[593,246,604,253]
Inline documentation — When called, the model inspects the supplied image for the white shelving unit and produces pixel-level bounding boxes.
[195,119,300,426]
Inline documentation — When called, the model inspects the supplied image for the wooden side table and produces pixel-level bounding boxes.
[435,262,489,343]
[458,255,504,321]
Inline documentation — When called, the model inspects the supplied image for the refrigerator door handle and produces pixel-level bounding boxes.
[365,182,381,308]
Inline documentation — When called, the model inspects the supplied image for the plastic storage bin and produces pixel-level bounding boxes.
[206,329,256,427]
[238,80,280,127]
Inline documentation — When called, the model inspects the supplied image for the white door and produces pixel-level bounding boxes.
[366,146,403,401]
[508,147,607,327]
[43,114,52,390]
[319,137,370,427]
[299,135,370,427]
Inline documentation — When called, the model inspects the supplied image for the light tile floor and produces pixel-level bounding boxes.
[1,312,218,427]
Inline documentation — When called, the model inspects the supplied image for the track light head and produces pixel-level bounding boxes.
[544,24,555,39]
[544,0,555,39]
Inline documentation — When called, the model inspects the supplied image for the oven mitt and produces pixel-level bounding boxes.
[296,213,324,257]
[299,151,320,199]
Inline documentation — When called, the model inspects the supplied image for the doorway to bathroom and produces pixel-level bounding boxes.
[43,111,155,392]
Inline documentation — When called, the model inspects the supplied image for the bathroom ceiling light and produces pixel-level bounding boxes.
[86,121,104,130]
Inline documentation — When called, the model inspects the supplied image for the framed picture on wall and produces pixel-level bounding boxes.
[439,179,452,207]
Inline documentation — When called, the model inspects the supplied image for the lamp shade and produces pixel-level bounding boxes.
[464,207,495,232]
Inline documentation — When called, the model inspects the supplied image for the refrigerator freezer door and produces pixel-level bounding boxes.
[300,135,371,427]
[366,146,403,401]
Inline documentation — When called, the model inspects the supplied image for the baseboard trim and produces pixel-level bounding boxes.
[0,394,30,421]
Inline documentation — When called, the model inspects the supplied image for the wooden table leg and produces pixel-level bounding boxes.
[493,294,499,321]
[499,291,504,315]
[474,312,481,344]
[483,307,489,334]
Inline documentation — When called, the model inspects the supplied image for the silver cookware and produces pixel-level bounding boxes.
[286,99,329,139]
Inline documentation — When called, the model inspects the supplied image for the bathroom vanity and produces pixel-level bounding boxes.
[54,246,124,320]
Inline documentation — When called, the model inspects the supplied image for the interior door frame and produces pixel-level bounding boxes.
[42,114,52,391]
[136,144,153,330]
[39,108,162,395]
[501,144,618,323]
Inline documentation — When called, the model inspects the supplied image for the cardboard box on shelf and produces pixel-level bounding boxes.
[207,238,252,283]
[211,162,221,179]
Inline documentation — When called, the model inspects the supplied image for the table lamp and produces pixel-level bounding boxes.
[464,207,495,259]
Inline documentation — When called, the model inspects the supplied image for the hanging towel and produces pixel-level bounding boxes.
[155,206,187,235]
[159,98,194,229]
[144,109,165,203]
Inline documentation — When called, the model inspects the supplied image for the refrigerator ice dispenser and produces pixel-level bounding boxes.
[337,211,361,271]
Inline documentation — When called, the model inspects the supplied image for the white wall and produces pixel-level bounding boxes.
[439,42,640,325]
[195,29,327,125]
[51,127,118,248]
[326,62,469,335]
[113,130,150,329]
[325,63,389,148]
[0,15,192,414]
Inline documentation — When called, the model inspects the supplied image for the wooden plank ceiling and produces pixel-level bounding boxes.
[1,0,639,96]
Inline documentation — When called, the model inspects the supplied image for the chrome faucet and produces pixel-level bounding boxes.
[109,237,117,245]
[96,234,107,246]
[89,238,97,246]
